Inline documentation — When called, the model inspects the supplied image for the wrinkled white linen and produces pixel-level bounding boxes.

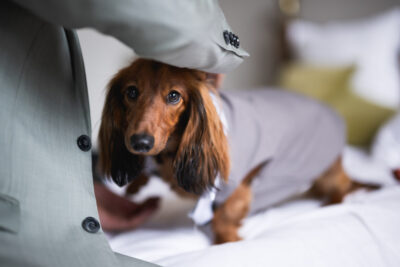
[106,148,400,267]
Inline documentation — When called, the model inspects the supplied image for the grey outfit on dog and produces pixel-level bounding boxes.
[215,89,345,215]
[0,0,246,266]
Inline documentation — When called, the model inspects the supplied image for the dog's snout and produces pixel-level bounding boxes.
[130,134,154,153]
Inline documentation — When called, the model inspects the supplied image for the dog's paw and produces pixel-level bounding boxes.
[214,232,242,244]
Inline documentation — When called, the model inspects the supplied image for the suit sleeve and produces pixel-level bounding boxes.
[11,0,248,73]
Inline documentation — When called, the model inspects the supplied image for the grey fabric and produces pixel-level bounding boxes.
[116,253,161,267]
[215,89,345,214]
[0,193,20,234]
[11,0,248,73]
[0,2,119,266]
[0,0,244,266]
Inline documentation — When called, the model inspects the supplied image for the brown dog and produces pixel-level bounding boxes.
[98,59,378,244]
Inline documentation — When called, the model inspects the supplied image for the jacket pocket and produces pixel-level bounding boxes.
[0,193,20,233]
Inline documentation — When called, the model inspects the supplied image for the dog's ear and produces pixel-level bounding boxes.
[206,73,225,89]
[98,71,144,187]
[174,84,230,195]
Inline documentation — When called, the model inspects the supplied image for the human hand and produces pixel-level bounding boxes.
[94,183,160,232]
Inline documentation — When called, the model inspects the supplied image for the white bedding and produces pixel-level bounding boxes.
[106,147,400,267]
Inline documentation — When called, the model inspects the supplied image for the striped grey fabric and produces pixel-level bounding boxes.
[0,0,245,266]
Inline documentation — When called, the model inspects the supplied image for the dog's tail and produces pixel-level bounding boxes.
[241,160,271,186]
[349,180,381,192]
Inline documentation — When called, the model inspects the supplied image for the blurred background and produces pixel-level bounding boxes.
[79,0,400,183]
[79,0,399,149]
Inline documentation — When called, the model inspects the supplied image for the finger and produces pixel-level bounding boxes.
[141,197,160,208]
[95,183,140,213]
[98,205,134,232]
[118,196,160,214]
[126,204,158,228]
[133,197,160,215]
[99,204,157,232]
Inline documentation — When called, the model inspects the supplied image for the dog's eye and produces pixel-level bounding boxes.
[126,86,139,100]
[166,91,181,104]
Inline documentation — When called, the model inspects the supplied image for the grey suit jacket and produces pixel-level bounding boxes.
[0,1,246,266]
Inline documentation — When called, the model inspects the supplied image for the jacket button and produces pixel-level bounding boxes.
[223,30,230,45]
[82,217,100,233]
[228,32,234,45]
[232,34,240,48]
[235,37,240,48]
[230,35,236,46]
[77,135,91,151]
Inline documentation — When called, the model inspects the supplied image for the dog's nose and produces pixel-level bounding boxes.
[130,134,154,153]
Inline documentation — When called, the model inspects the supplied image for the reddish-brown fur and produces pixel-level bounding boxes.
[99,58,229,194]
[98,58,379,244]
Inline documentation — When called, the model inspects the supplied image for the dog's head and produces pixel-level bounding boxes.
[98,59,229,194]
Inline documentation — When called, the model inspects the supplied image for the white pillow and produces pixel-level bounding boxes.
[371,112,400,169]
[287,8,400,109]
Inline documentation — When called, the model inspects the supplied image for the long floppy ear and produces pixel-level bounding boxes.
[174,84,230,195]
[98,72,144,187]
[206,73,225,89]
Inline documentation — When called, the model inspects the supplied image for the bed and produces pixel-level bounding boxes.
[104,145,400,267]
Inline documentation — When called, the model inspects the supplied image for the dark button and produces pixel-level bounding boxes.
[77,135,91,151]
[228,32,234,45]
[230,34,237,46]
[82,217,100,233]
[232,34,240,48]
[223,30,230,45]
[235,37,240,48]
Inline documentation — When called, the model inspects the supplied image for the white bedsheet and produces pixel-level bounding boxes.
[106,148,400,267]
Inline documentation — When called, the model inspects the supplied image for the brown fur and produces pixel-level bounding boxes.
[212,161,270,244]
[308,157,380,205]
[99,58,379,244]
[99,59,229,194]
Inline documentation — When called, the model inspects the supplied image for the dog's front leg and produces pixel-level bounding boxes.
[211,183,252,244]
[211,162,268,244]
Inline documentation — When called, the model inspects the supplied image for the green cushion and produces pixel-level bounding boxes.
[279,63,396,146]
[279,63,354,103]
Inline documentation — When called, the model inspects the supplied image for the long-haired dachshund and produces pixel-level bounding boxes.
[98,59,378,244]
